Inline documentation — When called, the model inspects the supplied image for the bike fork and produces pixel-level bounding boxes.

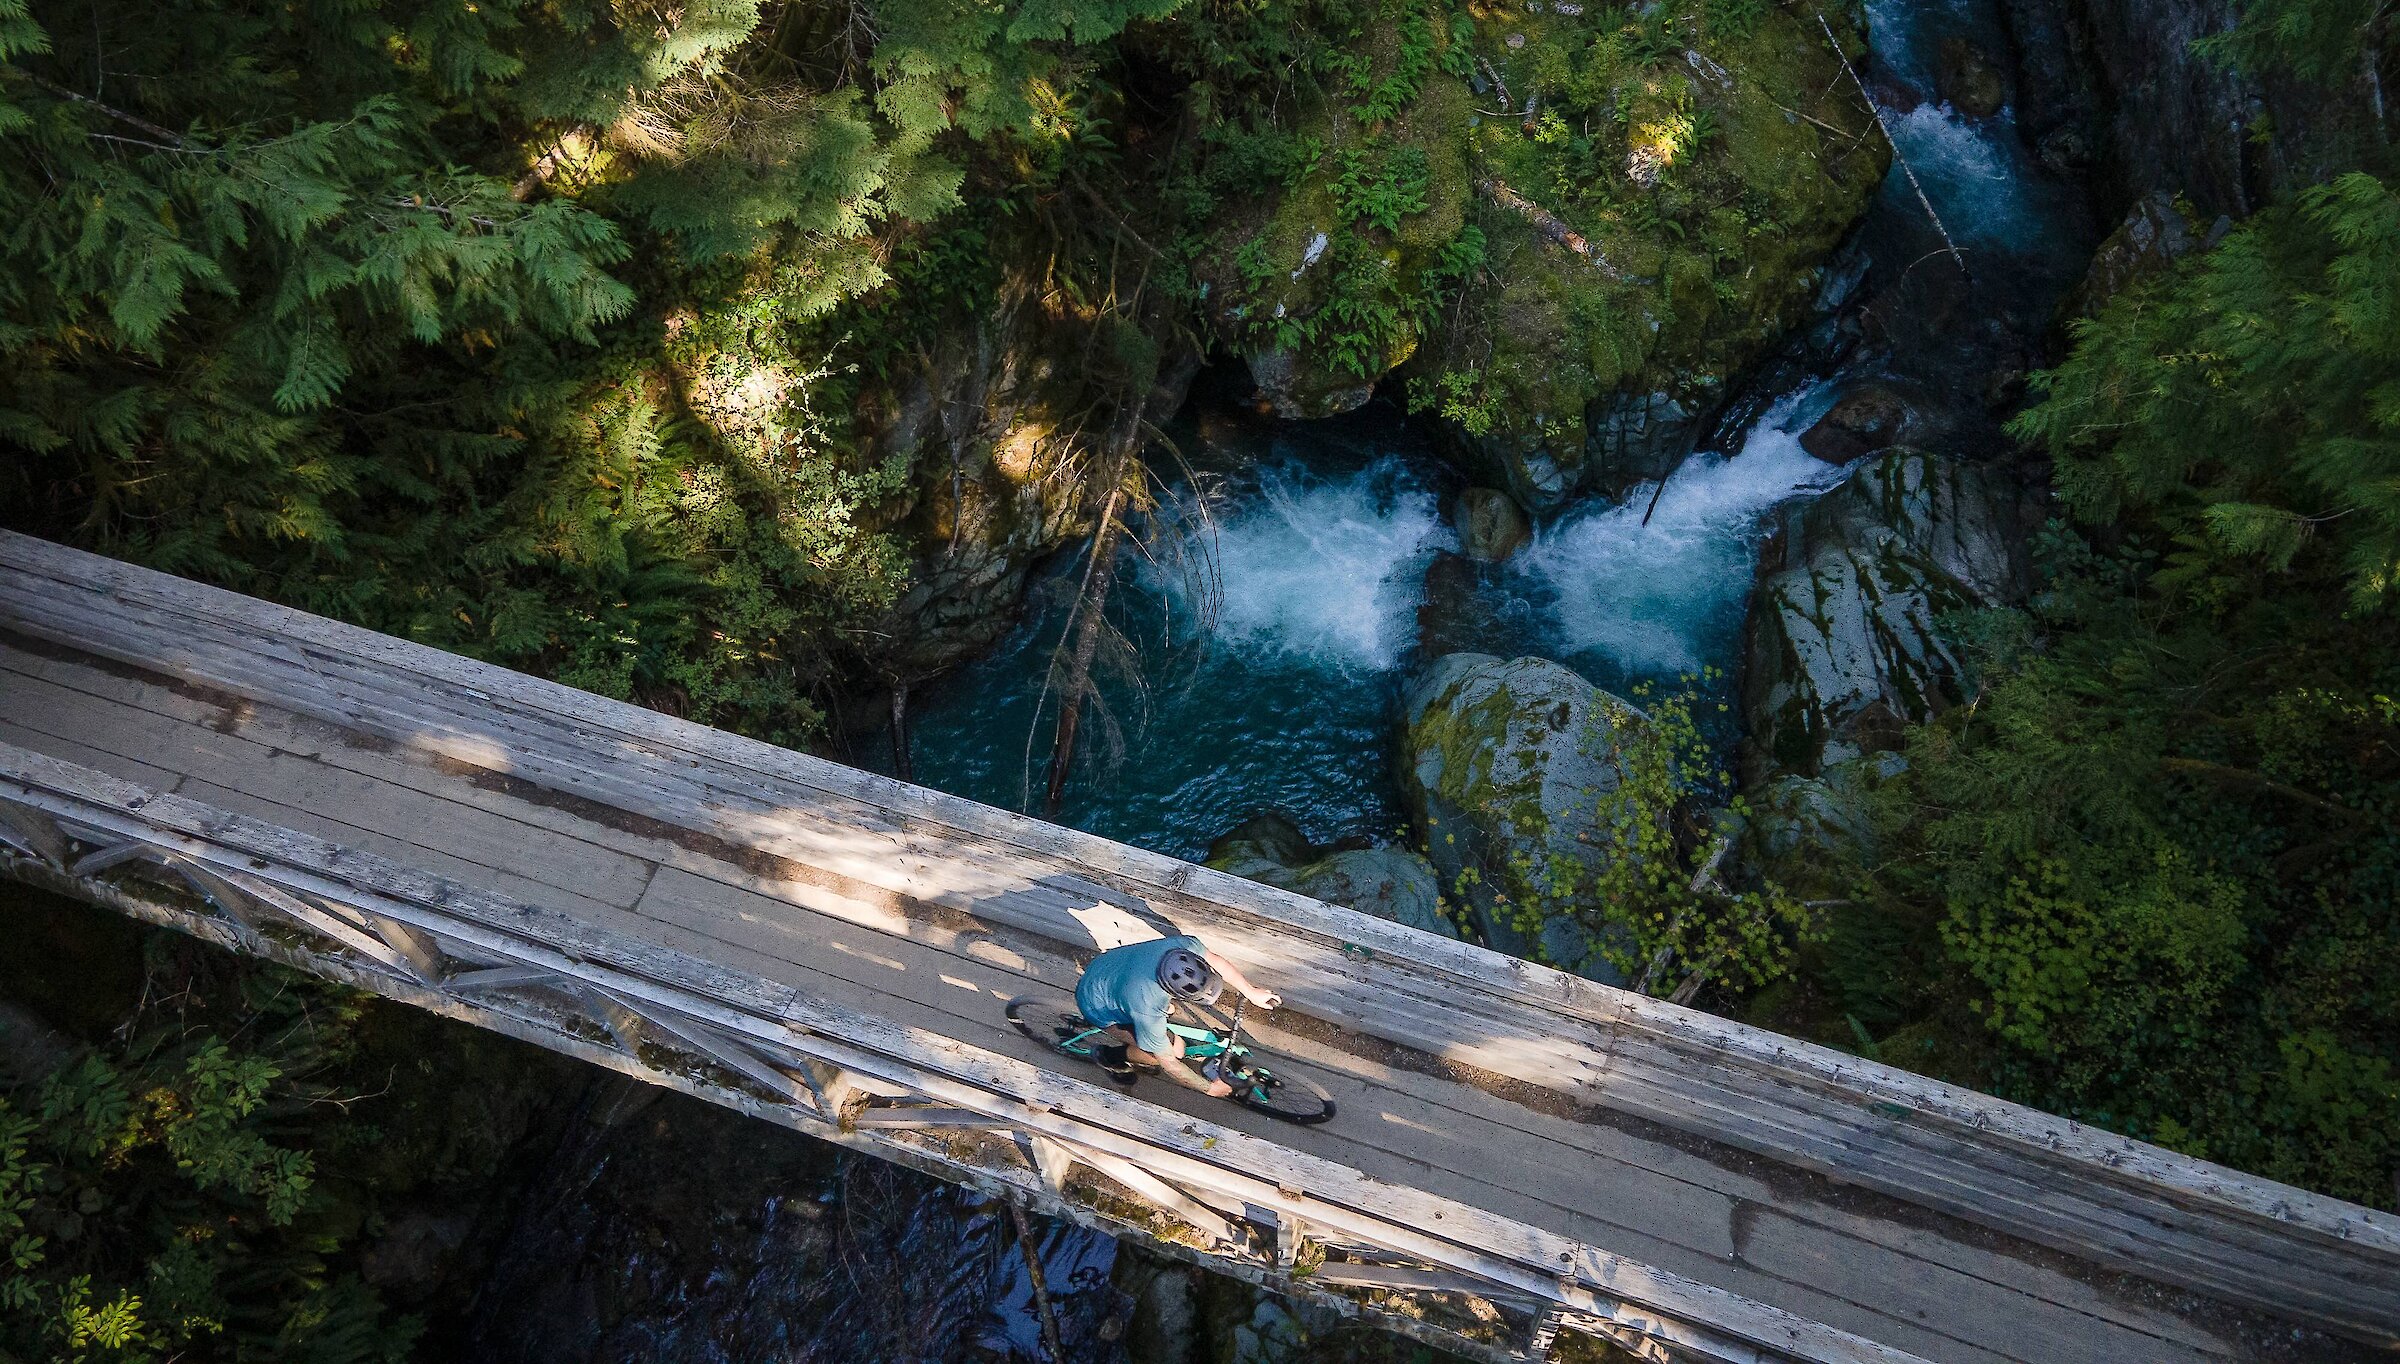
[1206,996,1248,1083]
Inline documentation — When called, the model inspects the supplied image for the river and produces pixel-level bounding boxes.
[878,0,2093,867]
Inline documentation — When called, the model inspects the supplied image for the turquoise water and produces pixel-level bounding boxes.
[883,408,1451,860]
[882,390,1846,859]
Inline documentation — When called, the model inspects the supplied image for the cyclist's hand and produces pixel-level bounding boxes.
[1205,1079,1234,1099]
[1252,990,1281,1011]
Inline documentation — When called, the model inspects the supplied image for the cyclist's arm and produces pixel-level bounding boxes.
[1161,1048,1225,1095]
[1203,951,1280,1010]
[1140,1031,1231,1096]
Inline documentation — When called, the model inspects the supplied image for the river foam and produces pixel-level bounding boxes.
[1154,457,1454,674]
[1513,385,1848,677]
[1885,103,2040,244]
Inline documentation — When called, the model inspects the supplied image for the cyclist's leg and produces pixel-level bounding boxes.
[1101,1023,1180,1072]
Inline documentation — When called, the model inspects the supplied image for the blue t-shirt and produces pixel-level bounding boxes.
[1075,935,1203,1055]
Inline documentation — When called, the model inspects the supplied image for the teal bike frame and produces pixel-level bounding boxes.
[1061,999,1266,1094]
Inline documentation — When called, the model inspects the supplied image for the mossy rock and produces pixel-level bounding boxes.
[1205,813,1457,939]
[1397,654,1644,980]
[1194,7,1478,418]
[1418,4,1891,504]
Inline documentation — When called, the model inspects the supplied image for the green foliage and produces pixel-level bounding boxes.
[1343,0,1437,124]
[0,973,412,1364]
[0,0,984,745]
[1699,0,1768,41]
[2012,173,2400,608]
[1332,142,1431,233]
[1406,365,1500,435]
[1827,531,2400,1204]
[2199,0,2387,84]
[1486,682,1816,999]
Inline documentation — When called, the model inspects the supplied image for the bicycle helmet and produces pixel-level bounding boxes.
[1156,946,1223,1004]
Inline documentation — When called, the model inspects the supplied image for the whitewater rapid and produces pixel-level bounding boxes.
[1514,385,1848,676]
[1144,387,1844,687]
[1147,459,1454,674]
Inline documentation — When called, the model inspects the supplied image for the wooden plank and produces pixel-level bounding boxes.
[0,666,659,911]
[848,1106,1016,1130]
[1307,1261,1540,1303]
[1590,1056,2384,1309]
[0,793,71,867]
[1734,1206,2227,1364]
[1075,1145,1242,1247]
[443,964,562,993]
[1024,1133,1079,1193]
[168,774,641,936]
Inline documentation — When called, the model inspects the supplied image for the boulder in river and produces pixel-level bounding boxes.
[1799,386,1915,464]
[1453,487,1532,563]
[1584,389,1703,497]
[1398,654,1644,980]
[1936,38,2008,120]
[1206,813,1457,939]
[1743,450,2027,779]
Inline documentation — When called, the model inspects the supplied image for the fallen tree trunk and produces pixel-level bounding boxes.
[1044,473,1131,818]
[1474,179,1621,278]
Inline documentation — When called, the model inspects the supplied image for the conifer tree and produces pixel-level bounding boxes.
[2014,173,2400,607]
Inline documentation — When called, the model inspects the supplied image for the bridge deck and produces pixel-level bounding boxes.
[0,532,2393,1364]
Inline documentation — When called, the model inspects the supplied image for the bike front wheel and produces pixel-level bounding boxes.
[1225,1053,1337,1125]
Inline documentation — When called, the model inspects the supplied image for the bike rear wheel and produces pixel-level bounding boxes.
[1007,996,1105,1062]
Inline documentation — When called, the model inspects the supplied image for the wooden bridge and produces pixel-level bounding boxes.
[1,530,2395,1364]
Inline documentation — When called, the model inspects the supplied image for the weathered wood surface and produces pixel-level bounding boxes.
[2,530,2395,1362]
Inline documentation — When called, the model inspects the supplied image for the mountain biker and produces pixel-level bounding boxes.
[1075,935,1279,1097]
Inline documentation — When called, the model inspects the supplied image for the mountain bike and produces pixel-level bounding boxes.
[1006,994,1337,1125]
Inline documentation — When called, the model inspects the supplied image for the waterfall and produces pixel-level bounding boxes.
[1513,385,1848,678]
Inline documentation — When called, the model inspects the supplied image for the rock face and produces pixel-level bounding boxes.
[2066,190,2207,317]
[1998,0,2376,219]
[1398,655,1643,979]
[861,289,1199,681]
[1743,451,2027,779]
[1799,386,1916,464]
[1453,487,1531,563]
[1441,386,1713,511]
[1205,813,1456,940]
[1245,347,1383,421]
[1584,389,1704,498]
